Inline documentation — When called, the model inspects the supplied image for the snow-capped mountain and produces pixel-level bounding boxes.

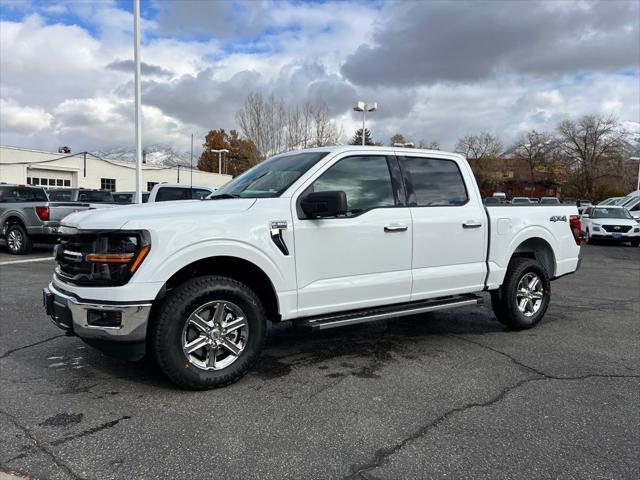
[91,144,197,167]
[622,121,640,154]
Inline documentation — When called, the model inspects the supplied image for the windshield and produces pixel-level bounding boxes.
[540,198,560,205]
[213,152,329,198]
[591,208,632,219]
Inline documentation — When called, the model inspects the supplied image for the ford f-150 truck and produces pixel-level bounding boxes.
[0,184,94,255]
[43,146,582,389]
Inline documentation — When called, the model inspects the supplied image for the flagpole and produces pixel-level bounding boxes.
[133,0,143,203]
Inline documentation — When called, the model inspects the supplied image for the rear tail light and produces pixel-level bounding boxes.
[569,215,581,245]
[35,206,50,221]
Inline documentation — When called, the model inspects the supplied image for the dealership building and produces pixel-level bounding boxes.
[0,145,231,191]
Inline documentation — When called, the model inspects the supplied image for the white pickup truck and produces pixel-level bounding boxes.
[43,146,582,389]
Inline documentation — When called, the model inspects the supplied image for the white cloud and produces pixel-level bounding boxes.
[0,98,53,134]
[0,0,638,155]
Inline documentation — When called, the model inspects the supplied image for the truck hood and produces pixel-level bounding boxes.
[61,199,257,230]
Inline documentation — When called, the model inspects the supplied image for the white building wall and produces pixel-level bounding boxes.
[0,146,231,191]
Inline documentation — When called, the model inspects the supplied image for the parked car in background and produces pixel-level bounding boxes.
[577,200,593,215]
[530,198,540,203]
[112,192,150,204]
[511,197,532,204]
[618,191,640,221]
[598,197,625,206]
[147,183,219,202]
[48,188,116,206]
[539,197,561,205]
[581,206,640,246]
[0,184,93,254]
[44,145,581,389]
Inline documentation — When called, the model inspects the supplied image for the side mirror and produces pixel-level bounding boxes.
[301,191,347,218]
[581,214,589,219]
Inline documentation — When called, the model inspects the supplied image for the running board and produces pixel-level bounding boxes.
[295,294,483,331]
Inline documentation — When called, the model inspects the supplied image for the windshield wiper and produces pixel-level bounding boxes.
[207,193,240,200]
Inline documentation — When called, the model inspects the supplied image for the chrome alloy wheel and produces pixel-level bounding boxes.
[181,300,249,371]
[516,272,544,317]
[7,229,23,252]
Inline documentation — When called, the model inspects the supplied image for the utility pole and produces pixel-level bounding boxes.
[190,133,194,190]
[353,101,377,146]
[133,0,143,203]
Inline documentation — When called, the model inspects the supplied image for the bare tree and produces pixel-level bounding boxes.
[455,132,503,190]
[237,93,342,157]
[556,114,628,198]
[510,130,556,183]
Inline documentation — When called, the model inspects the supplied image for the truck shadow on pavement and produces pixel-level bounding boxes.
[76,305,504,391]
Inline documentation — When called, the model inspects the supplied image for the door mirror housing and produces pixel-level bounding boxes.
[301,191,347,218]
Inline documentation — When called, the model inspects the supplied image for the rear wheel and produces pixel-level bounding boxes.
[491,257,550,330]
[5,224,32,255]
[150,276,266,390]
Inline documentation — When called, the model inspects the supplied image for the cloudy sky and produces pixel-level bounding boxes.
[1,0,638,154]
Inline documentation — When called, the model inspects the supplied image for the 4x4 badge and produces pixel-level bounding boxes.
[550,216,567,222]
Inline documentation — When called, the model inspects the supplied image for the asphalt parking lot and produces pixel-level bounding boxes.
[1,243,638,480]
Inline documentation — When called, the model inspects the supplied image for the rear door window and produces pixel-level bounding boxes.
[399,157,468,206]
[191,188,212,200]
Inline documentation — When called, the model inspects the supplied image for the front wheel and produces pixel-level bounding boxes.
[491,257,551,330]
[585,228,593,244]
[150,276,267,390]
[631,239,640,247]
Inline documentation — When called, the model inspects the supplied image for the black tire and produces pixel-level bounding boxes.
[5,224,32,255]
[490,257,551,330]
[585,228,593,244]
[631,239,640,247]
[150,275,266,390]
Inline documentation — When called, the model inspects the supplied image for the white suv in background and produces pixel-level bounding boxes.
[581,206,640,246]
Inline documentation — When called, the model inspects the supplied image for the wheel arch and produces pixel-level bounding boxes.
[509,237,556,278]
[156,256,280,322]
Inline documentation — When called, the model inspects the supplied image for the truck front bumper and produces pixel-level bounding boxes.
[43,282,152,360]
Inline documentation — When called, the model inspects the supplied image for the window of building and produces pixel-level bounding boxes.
[56,179,64,186]
[26,177,32,185]
[100,178,116,192]
[64,179,71,187]
[31,178,40,185]
[310,155,395,214]
[147,182,159,192]
[40,178,48,186]
[399,157,468,206]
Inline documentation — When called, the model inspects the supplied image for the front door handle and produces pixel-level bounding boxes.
[462,221,483,229]
[384,224,408,232]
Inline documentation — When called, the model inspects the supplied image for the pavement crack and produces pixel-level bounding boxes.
[50,416,131,446]
[0,334,66,360]
[0,409,87,480]
[343,375,539,480]
[344,337,640,480]
[449,334,640,380]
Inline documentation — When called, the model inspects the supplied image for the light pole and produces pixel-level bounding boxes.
[353,101,377,146]
[211,149,229,174]
[630,157,640,191]
[133,0,142,203]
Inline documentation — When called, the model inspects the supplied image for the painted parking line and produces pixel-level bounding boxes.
[0,256,54,265]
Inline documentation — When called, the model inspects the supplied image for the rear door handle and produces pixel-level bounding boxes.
[462,221,482,229]
[384,224,408,232]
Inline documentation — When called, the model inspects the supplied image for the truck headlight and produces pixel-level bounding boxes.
[56,230,151,286]
[592,224,601,231]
